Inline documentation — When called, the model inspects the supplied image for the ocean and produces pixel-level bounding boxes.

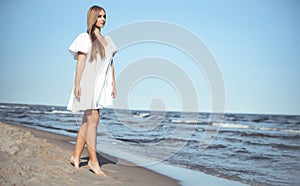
[0,103,299,186]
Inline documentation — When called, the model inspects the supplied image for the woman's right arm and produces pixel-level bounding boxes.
[74,52,86,98]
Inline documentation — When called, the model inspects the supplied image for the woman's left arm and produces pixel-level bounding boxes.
[111,60,117,98]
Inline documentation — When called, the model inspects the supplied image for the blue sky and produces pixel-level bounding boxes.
[0,0,299,115]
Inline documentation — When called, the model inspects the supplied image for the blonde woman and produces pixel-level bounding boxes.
[67,5,117,176]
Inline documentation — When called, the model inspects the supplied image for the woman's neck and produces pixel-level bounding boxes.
[94,28,102,38]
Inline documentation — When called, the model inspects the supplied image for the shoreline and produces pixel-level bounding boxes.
[0,122,179,186]
[0,122,248,186]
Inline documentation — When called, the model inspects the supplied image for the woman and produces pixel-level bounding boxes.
[67,5,117,176]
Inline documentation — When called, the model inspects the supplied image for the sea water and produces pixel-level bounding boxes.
[0,103,299,186]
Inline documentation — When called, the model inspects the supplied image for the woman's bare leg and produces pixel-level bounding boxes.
[85,109,99,162]
[70,111,89,168]
[85,109,105,176]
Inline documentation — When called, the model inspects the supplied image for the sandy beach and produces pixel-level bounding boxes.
[0,122,179,186]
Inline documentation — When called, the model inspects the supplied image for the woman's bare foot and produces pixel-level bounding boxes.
[69,155,80,169]
[88,161,106,176]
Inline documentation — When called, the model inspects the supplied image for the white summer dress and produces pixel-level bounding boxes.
[67,33,117,112]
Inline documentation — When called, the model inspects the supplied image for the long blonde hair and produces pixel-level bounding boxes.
[87,5,105,62]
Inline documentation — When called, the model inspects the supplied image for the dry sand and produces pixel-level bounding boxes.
[0,122,179,186]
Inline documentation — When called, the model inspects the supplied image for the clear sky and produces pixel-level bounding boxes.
[0,0,299,115]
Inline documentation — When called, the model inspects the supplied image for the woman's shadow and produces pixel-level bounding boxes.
[80,151,118,167]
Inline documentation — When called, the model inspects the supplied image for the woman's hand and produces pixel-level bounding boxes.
[74,85,81,99]
[111,84,117,98]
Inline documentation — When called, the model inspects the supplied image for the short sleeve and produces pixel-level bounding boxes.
[68,33,91,60]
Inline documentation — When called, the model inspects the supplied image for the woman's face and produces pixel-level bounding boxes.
[96,10,106,28]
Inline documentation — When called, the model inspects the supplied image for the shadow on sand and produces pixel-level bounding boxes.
[80,151,118,167]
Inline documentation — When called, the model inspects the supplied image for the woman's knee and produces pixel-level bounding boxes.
[88,110,99,127]
[79,122,88,131]
[88,122,99,130]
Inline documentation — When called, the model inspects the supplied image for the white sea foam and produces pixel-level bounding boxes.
[29,111,43,114]
[280,129,300,134]
[212,123,300,134]
[44,110,71,115]
[13,105,30,109]
[133,112,151,118]
[212,123,250,129]
[0,105,10,108]
[171,119,199,124]
[0,109,16,112]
